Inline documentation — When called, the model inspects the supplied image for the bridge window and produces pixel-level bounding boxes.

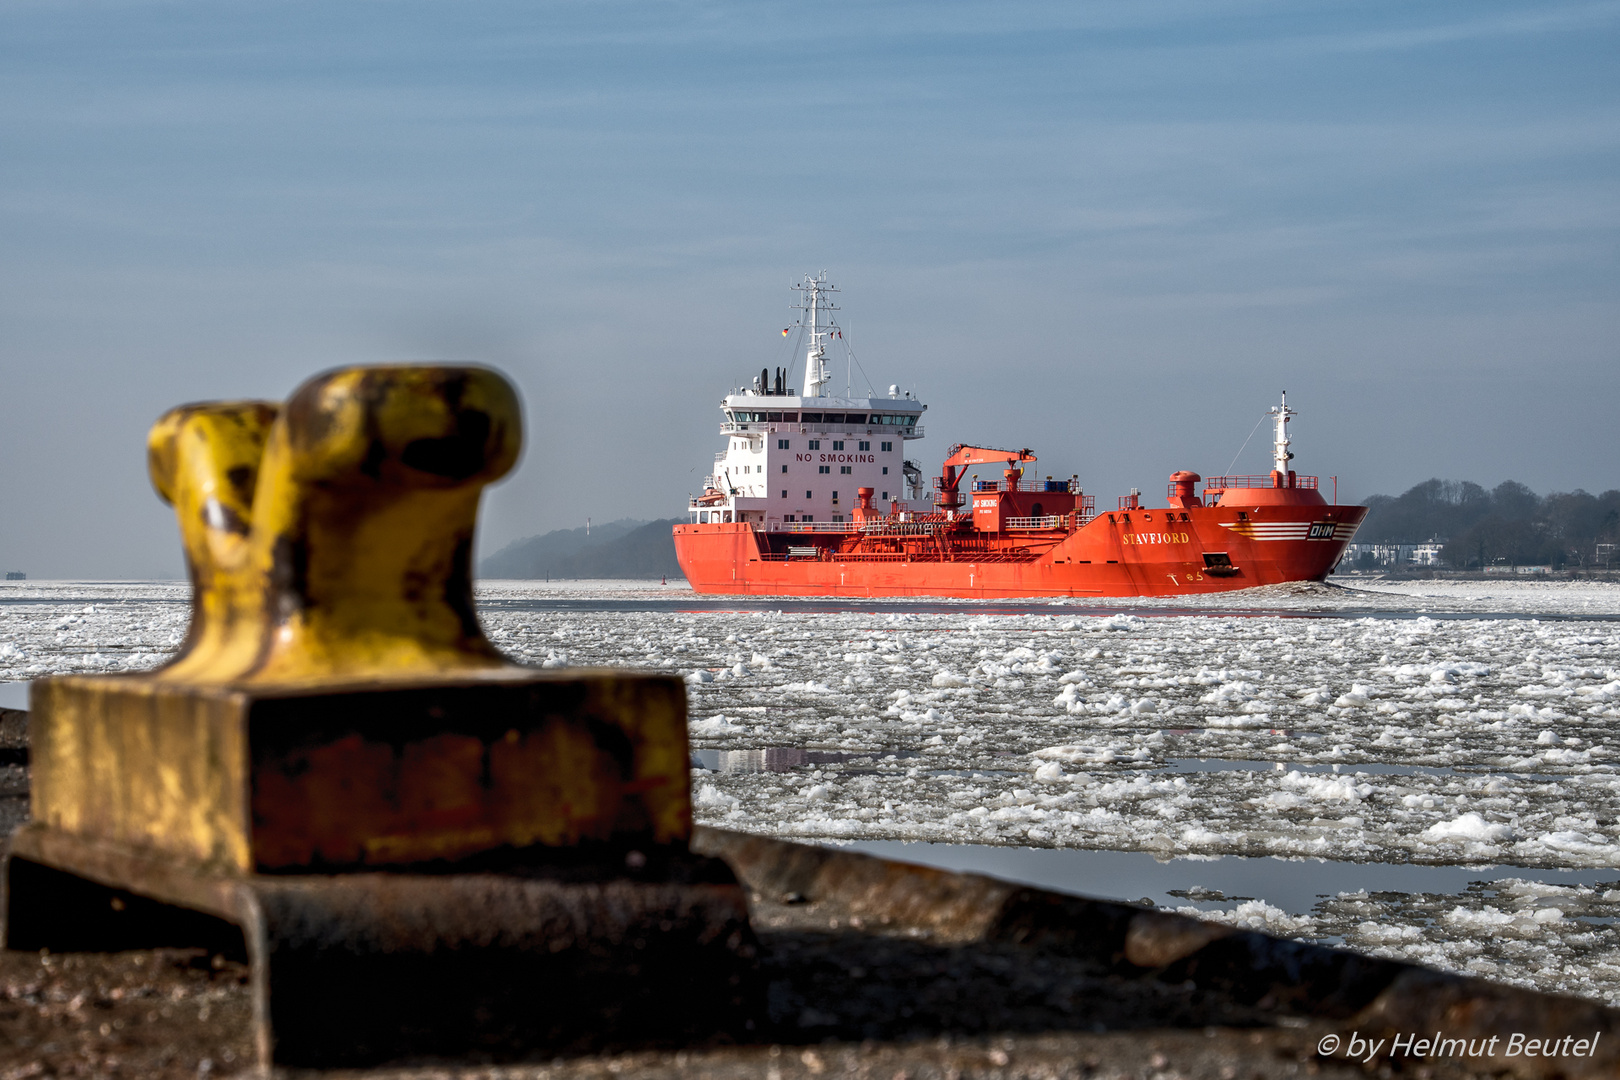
[822,413,843,423]
[801,413,823,423]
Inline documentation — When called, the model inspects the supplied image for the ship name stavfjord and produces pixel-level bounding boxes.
[1120,532,1192,545]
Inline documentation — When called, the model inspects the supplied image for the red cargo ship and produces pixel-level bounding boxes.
[673,274,1365,598]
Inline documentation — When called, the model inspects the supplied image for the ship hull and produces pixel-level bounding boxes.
[673,503,1365,599]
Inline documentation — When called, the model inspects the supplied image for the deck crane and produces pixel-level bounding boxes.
[933,444,1037,511]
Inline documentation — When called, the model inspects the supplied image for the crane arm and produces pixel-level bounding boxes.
[934,445,1039,510]
[940,444,1037,469]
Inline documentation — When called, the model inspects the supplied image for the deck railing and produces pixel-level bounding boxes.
[967,479,1080,494]
[1201,474,1318,491]
[719,422,925,438]
[775,521,859,533]
[1003,504,1097,530]
[757,549,1043,564]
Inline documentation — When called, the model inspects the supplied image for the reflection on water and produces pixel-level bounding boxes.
[1160,758,1579,784]
[1155,729,1328,742]
[692,746,1491,783]
[693,744,1577,789]
[1164,758,1455,778]
[690,747,922,774]
[842,840,1617,916]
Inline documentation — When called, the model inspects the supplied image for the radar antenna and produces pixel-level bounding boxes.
[791,272,840,398]
[1270,391,1297,478]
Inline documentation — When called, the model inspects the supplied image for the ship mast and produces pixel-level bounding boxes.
[793,272,839,398]
[1270,390,1296,478]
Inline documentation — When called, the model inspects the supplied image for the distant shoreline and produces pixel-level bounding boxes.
[1333,568,1620,583]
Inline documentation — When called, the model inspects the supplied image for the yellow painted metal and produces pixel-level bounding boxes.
[147,366,522,684]
[30,679,254,871]
[31,365,692,872]
[146,401,279,683]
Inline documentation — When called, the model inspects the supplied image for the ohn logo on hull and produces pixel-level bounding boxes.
[1121,531,1192,545]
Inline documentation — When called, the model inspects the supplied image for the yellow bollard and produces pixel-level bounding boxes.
[28,366,689,871]
[146,366,520,683]
[5,365,751,1068]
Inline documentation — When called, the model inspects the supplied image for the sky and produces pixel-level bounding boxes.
[1,0,1616,578]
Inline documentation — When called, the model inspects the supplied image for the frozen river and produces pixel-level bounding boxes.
[3,576,1619,1005]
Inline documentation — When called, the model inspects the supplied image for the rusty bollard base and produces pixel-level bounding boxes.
[6,669,761,1068]
[2,366,761,1068]
[27,670,692,873]
[6,820,758,1067]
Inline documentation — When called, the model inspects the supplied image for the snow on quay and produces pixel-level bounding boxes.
[3,576,1619,1003]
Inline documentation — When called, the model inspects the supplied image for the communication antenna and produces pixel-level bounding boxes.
[1270,391,1296,477]
[791,272,839,398]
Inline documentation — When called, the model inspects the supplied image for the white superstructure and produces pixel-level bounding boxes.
[690,274,927,526]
